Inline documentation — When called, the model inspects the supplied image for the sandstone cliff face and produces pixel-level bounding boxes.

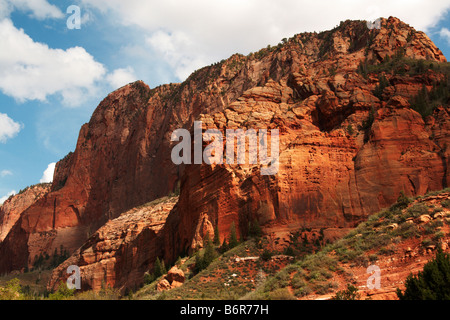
[0,38,294,273]
[162,86,448,263]
[47,196,177,293]
[160,17,449,263]
[0,184,51,242]
[1,17,449,293]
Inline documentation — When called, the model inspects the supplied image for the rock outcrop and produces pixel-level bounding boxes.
[156,266,186,292]
[159,17,449,262]
[47,196,177,293]
[0,184,51,242]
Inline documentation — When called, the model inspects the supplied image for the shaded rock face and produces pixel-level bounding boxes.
[47,197,178,293]
[1,17,449,291]
[0,184,51,242]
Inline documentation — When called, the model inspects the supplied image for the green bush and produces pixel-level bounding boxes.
[390,191,412,212]
[143,272,156,285]
[74,286,121,300]
[410,78,450,119]
[47,281,75,300]
[0,278,23,300]
[346,124,354,136]
[294,286,312,297]
[290,272,307,289]
[397,248,450,299]
[405,203,428,219]
[260,249,273,261]
[267,288,296,300]
[330,284,360,300]
[442,200,450,209]
[263,271,290,292]
[373,74,389,100]
[424,220,444,235]
[378,244,396,256]
[361,106,375,131]
[313,281,338,295]
[394,222,420,239]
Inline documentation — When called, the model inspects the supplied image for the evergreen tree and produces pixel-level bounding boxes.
[202,235,216,267]
[373,74,389,100]
[213,225,220,246]
[194,235,217,274]
[397,248,450,300]
[153,257,166,278]
[357,58,369,79]
[361,106,375,131]
[194,252,206,273]
[229,222,239,249]
[410,84,430,118]
[260,248,273,261]
[220,238,229,253]
[161,260,166,275]
[248,218,263,239]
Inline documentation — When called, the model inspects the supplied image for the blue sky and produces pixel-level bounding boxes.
[0,0,450,203]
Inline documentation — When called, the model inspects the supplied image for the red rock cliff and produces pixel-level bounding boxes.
[0,184,51,242]
[159,17,449,263]
[0,17,448,291]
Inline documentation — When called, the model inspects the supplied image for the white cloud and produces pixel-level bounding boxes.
[106,67,138,89]
[81,0,450,81]
[0,18,108,107]
[40,162,56,183]
[0,0,63,20]
[9,0,63,19]
[440,27,450,44]
[0,112,22,143]
[0,17,142,106]
[0,190,16,205]
[146,30,210,80]
[0,170,12,177]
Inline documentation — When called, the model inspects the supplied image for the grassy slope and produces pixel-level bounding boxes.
[251,188,450,300]
[134,188,450,300]
[134,238,293,300]
[2,189,450,300]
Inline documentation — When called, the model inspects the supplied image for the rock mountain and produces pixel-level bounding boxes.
[0,17,448,293]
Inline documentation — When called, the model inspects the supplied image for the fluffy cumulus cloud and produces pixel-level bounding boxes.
[0,0,136,106]
[0,112,22,143]
[0,18,107,106]
[40,162,56,183]
[106,67,138,89]
[0,0,63,20]
[81,0,450,80]
[8,0,63,19]
[0,190,16,205]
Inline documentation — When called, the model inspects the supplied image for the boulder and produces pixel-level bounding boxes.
[157,279,171,292]
[166,266,185,284]
[419,215,432,224]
